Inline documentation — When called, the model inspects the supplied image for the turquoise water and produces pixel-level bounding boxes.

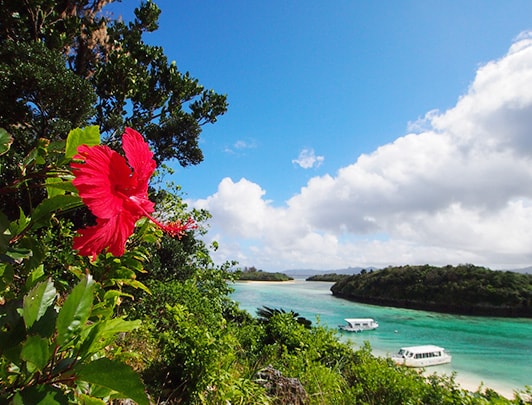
[230,280,532,394]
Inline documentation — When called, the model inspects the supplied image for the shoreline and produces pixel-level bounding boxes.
[432,369,517,400]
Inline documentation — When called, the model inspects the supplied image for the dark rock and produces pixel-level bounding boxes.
[255,365,309,405]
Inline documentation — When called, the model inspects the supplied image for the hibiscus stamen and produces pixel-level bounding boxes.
[129,195,197,238]
[147,214,197,238]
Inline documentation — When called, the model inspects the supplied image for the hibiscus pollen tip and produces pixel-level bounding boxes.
[160,218,197,238]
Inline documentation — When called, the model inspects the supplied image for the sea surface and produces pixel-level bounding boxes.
[230,279,532,395]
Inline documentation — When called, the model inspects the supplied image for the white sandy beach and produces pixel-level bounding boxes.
[234,279,296,283]
[435,370,517,400]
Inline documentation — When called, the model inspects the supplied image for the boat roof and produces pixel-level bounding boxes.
[399,345,446,353]
[344,318,376,322]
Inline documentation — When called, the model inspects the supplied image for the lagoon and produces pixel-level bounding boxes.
[230,279,532,396]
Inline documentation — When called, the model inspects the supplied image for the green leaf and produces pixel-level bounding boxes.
[65,126,100,159]
[25,264,46,290]
[76,394,106,405]
[123,279,151,294]
[5,246,32,261]
[31,195,83,230]
[56,275,95,345]
[23,279,57,329]
[20,236,45,275]
[44,178,77,195]
[0,128,13,156]
[21,335,51,372]
[76,358,149,405]
[9,207,31,235]
[44,177,75,198]
[30,305,58,338]
[79,318,141,359]
[0,262,14,291]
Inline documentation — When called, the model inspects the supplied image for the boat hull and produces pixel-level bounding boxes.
[339,325,378,332]
[391,345,452,368]
[392,355,452,367]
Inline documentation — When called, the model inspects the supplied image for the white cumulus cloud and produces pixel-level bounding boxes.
[191,32,532,271]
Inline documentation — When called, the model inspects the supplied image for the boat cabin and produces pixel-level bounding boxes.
[392,345,452,367]
[338,318,379,332]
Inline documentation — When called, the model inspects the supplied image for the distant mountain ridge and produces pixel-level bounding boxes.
[510,266,532,274]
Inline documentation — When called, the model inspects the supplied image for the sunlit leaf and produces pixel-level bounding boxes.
[25,264,46,291]
[23,279,57,329]
[44,179,77,194]
[0,128,13,155]
[76,394,106,405]
[45,177,67,198]
[5,247,32,261]
[79,317,141,359]
[9,207,31,235]
[76,358,149,405]
[56,275,95,345]
[0,262,14,291]
[65,126,100,159]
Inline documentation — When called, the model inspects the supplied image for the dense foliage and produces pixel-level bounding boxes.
[124,281,532,404]
[306,273,350,282]
[1,1,531,403]
[0,0,227,219]
[236,267,293,281]
[331,264,532,317]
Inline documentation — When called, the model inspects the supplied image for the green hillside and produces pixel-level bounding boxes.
[331,264,532,317]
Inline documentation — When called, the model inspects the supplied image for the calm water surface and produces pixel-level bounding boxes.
[230,279,532,394]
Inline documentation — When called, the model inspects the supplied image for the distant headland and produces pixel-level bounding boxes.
[327,264,532,317]
[235,266,293,281]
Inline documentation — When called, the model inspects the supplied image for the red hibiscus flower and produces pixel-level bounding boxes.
[71,127,196,260]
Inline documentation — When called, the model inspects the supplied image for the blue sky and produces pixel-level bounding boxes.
[110,1,532,271]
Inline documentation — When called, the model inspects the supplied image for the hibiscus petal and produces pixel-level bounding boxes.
[72,144,133,219]
[71,128,158,259]
[122,128,156,194]
[73,211,138,258]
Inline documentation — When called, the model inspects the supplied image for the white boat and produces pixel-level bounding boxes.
[338,318,379,332]
[391,345,452,367]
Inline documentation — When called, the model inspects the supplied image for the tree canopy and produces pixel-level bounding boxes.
[331,264,532,317]
[0,0,227,167]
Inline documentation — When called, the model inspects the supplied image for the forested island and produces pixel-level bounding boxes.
[306,273,350,282]
[236,266,293,281]
[331,264,532,317]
